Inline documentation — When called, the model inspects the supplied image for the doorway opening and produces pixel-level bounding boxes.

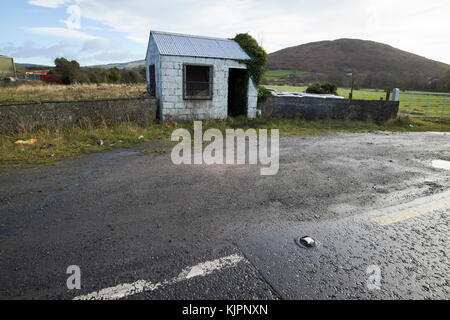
[228,68,248,117]
[149,65,156,96]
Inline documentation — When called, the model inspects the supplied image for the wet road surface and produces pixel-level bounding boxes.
[0,132,449,299]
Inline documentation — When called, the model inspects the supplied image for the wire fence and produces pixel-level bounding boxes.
[398,92,449,118]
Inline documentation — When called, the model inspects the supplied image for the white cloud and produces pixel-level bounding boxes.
[25,0,450,64]
[66,0,450,64]
[28,0,71,8]
[0,40,77,60]
[30,27,97,40]
[85,50,142,63]
[82,38,111,52]
[2,39,140,65]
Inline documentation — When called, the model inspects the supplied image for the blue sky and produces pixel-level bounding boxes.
[1,0,450,66]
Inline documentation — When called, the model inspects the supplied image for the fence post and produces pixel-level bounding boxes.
[392,88,400,101]
[409,93,414,113]
[425,95,431,116]
[385,89,391,101]
[442,95,448,118]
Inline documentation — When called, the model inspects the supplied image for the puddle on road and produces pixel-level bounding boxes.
[432,160,450,171]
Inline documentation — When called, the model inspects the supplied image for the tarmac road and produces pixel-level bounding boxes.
[0,132,449,300]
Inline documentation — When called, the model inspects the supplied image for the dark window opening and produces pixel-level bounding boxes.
[149,65,156,96]
[184,65,212,100]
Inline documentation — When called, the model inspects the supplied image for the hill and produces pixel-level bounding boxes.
[91,60,145,69]
[16,63,50,69]
[267,39,450,89]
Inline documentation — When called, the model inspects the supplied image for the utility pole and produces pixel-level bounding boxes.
[346,71,354,100]
[350,73,354,100]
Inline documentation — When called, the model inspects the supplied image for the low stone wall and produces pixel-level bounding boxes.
[259,97,399,122]
[0,97,157,133]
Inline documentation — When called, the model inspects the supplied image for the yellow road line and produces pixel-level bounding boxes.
[372,196,450,227]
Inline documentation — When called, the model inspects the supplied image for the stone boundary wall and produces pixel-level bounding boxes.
[0,97,157,134]
[258,97,399,122]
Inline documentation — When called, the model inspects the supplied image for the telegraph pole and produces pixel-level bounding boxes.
[350,73,354,100]
[347,71,354,100]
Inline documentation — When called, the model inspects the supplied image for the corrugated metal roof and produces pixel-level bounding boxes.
[151,31,250,60]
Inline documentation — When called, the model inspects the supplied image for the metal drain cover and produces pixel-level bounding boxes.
[296,236,317,248]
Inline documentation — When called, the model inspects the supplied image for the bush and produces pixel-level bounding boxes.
[54,58,81,85]
[257,86,272,103]
[85,68,108,84]
[306,82,338,95]
[120,69,144,84]
[52,57,146,85]
[233,33,268,86]
[107,68,121,83]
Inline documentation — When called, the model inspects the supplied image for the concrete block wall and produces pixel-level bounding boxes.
[259,97,399,122]
[146,35,258,121]
[159,56,249,120]
[247,79,258,119]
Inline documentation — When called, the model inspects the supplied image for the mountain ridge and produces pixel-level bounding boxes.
[267,39,449,87]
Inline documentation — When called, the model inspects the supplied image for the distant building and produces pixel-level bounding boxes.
[0,55,16,78]
[145,31,258,120]
[40,74,61,83]
[25,72,47,81]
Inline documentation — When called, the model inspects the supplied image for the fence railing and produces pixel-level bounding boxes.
[397,91,449,118]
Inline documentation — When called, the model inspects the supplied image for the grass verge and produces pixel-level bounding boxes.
[1,116,450,168]
[0,83,147,104]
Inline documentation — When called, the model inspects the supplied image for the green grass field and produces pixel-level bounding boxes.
[265,85,450,118]
[398,93,449,118]
[264,70,312,84]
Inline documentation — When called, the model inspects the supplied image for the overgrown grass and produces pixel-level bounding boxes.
[0,122,173,168]
[2,116,450,168]
[0,83,147,104]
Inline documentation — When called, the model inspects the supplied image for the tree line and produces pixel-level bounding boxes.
[264,69,450,92]
[49,58,146,85]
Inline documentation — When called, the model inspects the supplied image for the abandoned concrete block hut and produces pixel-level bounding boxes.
[145,31,258,120]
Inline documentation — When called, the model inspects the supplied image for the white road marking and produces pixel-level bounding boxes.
[73,280,162,301]
[372,195,450,226]
[73,254,245,300]
[432,160,450,171]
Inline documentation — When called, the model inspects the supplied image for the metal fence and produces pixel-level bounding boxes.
[398,92,449,118]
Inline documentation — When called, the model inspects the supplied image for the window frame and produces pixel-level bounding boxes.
[183,63,214,100]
